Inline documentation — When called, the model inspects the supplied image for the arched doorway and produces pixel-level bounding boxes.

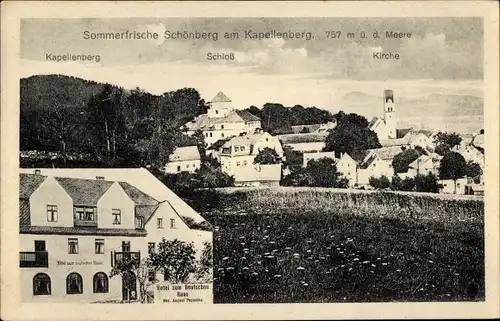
[122,271,137,302]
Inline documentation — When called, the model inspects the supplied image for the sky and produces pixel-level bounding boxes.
[20,17,484,110]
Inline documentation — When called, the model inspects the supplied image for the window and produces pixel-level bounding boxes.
[33,273,51,296]
[66,273,83,294]
[95,239,105,254]
[221,125,224,129]
[122,241,131,252]
[243,160,248,166]
[205,133,208,137]
[234,146,239,152]
[215,110,219,114]
[34,240,46,252]
[177,165,181,172]
[112,209,121,225]
[68,238,78,254]
[93,272,108,293]
[170,219,176,229]
[157,218,163,229]
[241,146,245,152]
[47,205,58,222]
[148,242,155,255]
[209,133,213,137]
[236,161,241,167]
[221,133,224,137]
[75,207,95,221]
[136,217,144,229]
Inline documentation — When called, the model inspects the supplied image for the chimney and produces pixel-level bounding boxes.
[34,169,41,175]
[96,176,105,180]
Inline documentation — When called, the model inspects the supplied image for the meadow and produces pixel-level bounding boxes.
[189,187,484,303]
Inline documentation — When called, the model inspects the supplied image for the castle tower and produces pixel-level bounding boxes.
[383,89,397,139]
[207,92,233,118]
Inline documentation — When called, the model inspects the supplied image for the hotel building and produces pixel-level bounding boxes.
[19,168,212,303]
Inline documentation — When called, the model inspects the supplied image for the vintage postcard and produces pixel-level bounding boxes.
[1,1,499,320]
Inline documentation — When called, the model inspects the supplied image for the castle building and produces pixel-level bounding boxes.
[369,90,397,141]
[182,92,261,147]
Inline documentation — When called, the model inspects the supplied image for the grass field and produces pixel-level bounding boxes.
[188,187,484,303]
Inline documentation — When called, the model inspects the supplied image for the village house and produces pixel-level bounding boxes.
[164,146,201,174]
[357,146,403,186]
[451,139,485,169]
[290,120,337,134]
[182,92,261,146]
[19,168,212,303]
[406,153,442,178]
[380,128,437,152]
[218,131,284,176]
[233,164,282,187]
[301,151,357,187]
[438,177,468,195]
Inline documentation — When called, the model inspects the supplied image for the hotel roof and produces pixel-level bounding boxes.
[19,173,47,199]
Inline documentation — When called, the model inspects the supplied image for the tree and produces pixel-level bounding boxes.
[281,166,315,187]
[465,161,482,178]
[434,132,462,156]
[149,238,198,284]
[254,147,281,165]
[392,149,422,173]
[369,175,391,189]
[324,120,381,161]
[439,151,467,194]
[110,256,158,303]
[282,146,303,168]
[414,173,440,193]
[193,130,208,162]
[306,158,342,187]
[196,241,213,281]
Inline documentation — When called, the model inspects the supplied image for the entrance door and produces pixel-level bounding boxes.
[122,271,137,302]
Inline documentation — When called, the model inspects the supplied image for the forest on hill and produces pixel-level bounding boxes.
[20,74,340,169]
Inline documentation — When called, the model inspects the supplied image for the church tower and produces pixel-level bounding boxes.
[383,89,397,139]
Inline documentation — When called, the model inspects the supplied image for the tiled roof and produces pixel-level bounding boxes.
[380,137,410,147]
[412,129,435,137]
[118,182,159,206]
[235,110,261,122]
[135,205,159,224]
[222,133,266,150]
[19,173,47,199]
[55,177,114,206]
[208,137,233,151]
[168,146,201,162]
[290,124,322,134]
[20,199,30,226]
[278,133,328,144]
[396,128,412,139]
[20,225,147,236]
[183,110,246,131]
[211,91,232,103]
[365,146,405,162]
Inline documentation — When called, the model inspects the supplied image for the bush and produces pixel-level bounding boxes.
[369,175,391,190]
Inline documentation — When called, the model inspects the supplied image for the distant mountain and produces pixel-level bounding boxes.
[337,91,483,133]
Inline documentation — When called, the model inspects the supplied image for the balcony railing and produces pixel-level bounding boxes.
[20,251,48,268]
[112,252,141,267]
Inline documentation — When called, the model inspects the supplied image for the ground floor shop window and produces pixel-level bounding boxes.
[93,272,108,293]
[66,272,83,294]
[33,273,51,295]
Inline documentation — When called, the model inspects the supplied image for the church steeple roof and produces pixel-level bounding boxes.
[211,92,232,103]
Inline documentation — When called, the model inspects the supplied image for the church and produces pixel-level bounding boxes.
[368,90,397,141]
